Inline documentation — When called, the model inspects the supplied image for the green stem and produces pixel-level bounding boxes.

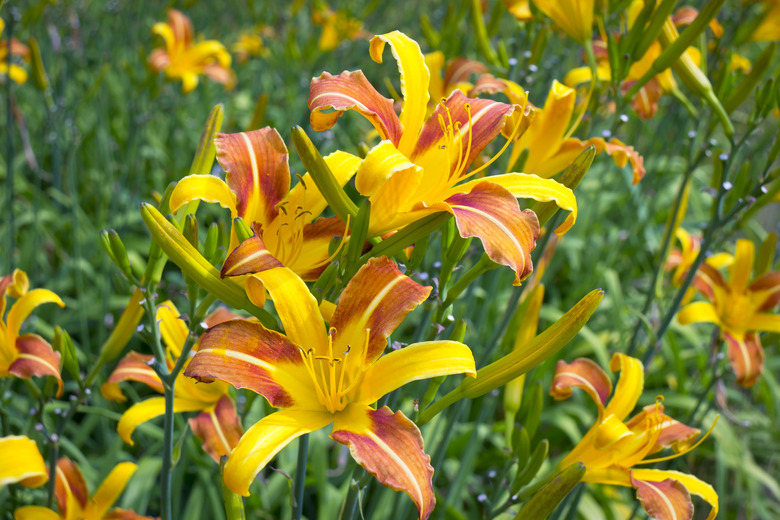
[160,382,175,520]
[583,38,601,91]
[293,434,309,520]
[5,8,17,273]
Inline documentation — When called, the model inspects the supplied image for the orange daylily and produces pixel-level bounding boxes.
[678,239,780,387]
[309,30,578,285]
[0,435,48,489]
[0,17,30,84]
[184,257,476,519]
[552,353,718,520]
[14,458,152,520]
[101,302,242,461]
[148,9,235,93]
[1,269,64,395]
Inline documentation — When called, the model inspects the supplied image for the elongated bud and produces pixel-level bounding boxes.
[233,217,253,244]
[28,37,49,91]
[204,222,221,264]
[471,0,499,66]
[106,230,134,281]
[183,214,199,248]
[513,463,586,520]
[631,0,678,63]
[100,230,117,265]
[344,200,371,279]
[755,233,777,277]
[753,77,776,122]
[511,439,549,494]
[53,327,82,389]
[724,43,776,114]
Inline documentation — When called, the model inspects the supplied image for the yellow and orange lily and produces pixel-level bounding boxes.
[1,269,64,395]
[101,302,242,461]
[169,127,361,302]
[184,257,476,518]
[0,435,48,489]
[0,17,30,84]
[14,458,152,520]
[551,353,718,520]
[311,2,366,52]
[148,9,235,93]
[232,28,271,63]
[678,239,780,387]
[666,227,733,287]
[309,30,578,285]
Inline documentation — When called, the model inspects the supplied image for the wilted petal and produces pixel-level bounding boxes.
[332,404,435,520]
[309,70,403,146]
[224,409,334,496]
[723,331,765,387]
[9,334,63,397]
[632,475,693,520]
[443,182,540,285]
[0,436,47,488]
[550,358,612,409]
[189,395,244,462]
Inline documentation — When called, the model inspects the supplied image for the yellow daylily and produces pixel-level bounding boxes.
[232,30,270,63]
[102,302,242,461]
[1,269,65,395]
[14,458,151,520]
[678,239,780,387]
[551,353,718,520]
[309,30,578,285]
[148,9,235,93]
[311,2,366,52]
[0,436,47,489]
[184,257,476,519]
[0,18,30,84]
[533,0,594,44]
[504,0,533,22]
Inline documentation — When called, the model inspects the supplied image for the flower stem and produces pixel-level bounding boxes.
[160,381,175,520]
[4,8,17,273]
[292,434,309,520]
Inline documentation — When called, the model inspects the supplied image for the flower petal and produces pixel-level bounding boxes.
[117,396,205,445]
[605,353,644,422]
[744,313,780,333]
[288,216,348,280]
[215,129,290,228]
[632,475,693,520]
[631,468,718,520]
[516,80,576,168]
[13,506,61,520]
[332,404,435,520]
[356,340,475,405]
[749,272,780,312]
[55,457,89,515]
[330,257,431,370]
[729,239,755,294]
[356,140,420,198]
[224,409,334,496]
[0,436,47,488]
[157,301,187,359]
[0,269,28,318]
[7,288,64,341]
[184,319,318,408]
[86,462,138,519]
[9,334,63,397]
[169,174,238,219]
[444,181,540,285]
[723,331,765,388]
[677,302,721,327]
[189,395,243,462]
[103,352,164,402]
[692,264,727,300]
[308,70,403,145]
[221,226,284,278]
[370,31,430,156]
[550,358,612,409]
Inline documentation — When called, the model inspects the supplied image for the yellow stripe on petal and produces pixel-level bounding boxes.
[170,174,238,217]
[13,506,61,520]
[677,302,721,327]
[357,340,475,405]
[370,31,430,156]
[117,397,205,445]
[7,289,64,342]
[604,353,643,422]
[0,436,48,488]
[632,469,718,520]
[224,409,334,496]
[85,462,138,519]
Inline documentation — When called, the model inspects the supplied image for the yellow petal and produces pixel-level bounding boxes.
[604,353,643,422]
[745,314,780,334]
[356,340,476,405]
[564,65,611,87]
[516,80,576,169]
[13,506,61,520]
[632,468,718,520]
[156,301,187,359]
[117,396,205,445]
[424,51,445,101]
[224,409,334,496]
[0,436,48,488]
[151,22,176,56]
[370,31,430,156]
[729,239,755,294]
[169,174,238,217]
[356,140,419,197]
[85,462,138,519]
[677,302,721,327]
[7,289,64,342]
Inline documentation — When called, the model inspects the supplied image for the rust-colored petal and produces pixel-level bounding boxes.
[330,257,431,370]
[444,57,488,88]
[167,9,193,47]
[723,331,765,388]
[308,70,403,146]
[550,358,612,409]
[104,509,156,520]
[184,319,318,409]
[55,457,89,516]
[221,224,284,278]
[103,351,164,401]
[693,263,727,300]
[443,181,540,285]
[632,475,694,520]
[9,334,63,397]
[331,404,435,520]
[204,307,242,328]
[215,129,290,227]
[189,395,244,462]
[750,272,780,312]
[288,216,348,281]
[625,403,700,453]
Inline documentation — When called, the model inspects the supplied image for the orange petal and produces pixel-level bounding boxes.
[331,404,435,520]
[9,334,63,397]
[330,257,431,370]
[444,57,487,87]
[723,331,765,388]
[550,358,612,409]
[167,9,193,47]
[215,129,290,228]
[443,181,540,285]
[55,457,89,515]
[692,263,727,300]
[625,403,700,453]
[221,225,283,278]
[184,319,319,408]
[749,272,780,312]
[308,70,403,146]
[104,351,164,400]
[632,475,694,520]
[189,395,244,462]
[288,216,348,281]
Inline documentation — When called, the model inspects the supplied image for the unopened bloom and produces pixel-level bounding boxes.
[184,257,476,519]
[552,353,718,520]
[148,9,235,93]
[1,269,64,395]
[678,239,780,387]
[0,18,29,84]
[14,458,151,520]
[0,436,47,489]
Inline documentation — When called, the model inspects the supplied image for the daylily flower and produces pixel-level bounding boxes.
[169,127,361,302]
[504,0,533,22]
[311,2,366,52]
[232,30,270,63]
[551,353,718,520]
[533,0,594,44]
[678,239,780,387]
[0,17,30,84]
[184,257,476,519]
[0,435,47,489]
[666,227,732,287]
[14,457,152,520]
[1,269,64,395]
[148,9,235,93]
[101,302,242,461]
[309,30,578,285]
